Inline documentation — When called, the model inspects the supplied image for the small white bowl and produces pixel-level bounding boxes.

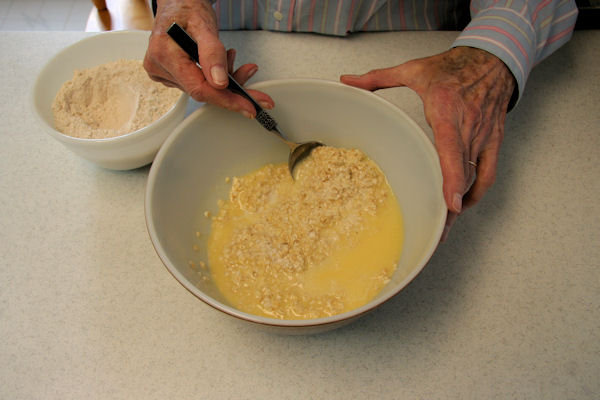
[146,79,446,334]
[31,30,188,170]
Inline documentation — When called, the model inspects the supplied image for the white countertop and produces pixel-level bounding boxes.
[1,30,599,399]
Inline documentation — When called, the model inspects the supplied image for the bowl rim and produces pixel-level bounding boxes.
[145,78,446,328]
[30,29,189,145]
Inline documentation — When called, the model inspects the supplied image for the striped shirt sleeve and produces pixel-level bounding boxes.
[452,0,578,106]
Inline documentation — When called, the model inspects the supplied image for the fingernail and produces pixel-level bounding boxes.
[241,110,254,119]
[248,66,258,79]
[210,65,228,86]
[258,100,273,109]
[452,193,462,213]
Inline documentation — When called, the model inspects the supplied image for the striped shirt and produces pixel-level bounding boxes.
[156,1,578,101]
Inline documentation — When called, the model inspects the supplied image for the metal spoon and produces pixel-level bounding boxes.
[167,23,323,176]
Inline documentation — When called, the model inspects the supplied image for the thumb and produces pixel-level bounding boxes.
[340,61,421,92]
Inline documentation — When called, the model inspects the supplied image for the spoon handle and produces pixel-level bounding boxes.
[167,23,287,139]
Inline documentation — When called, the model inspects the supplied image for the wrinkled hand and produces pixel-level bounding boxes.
[341,47,515,241]
[143,0,273,117]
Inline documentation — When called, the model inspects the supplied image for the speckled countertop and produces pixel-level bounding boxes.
[1,30,598,399]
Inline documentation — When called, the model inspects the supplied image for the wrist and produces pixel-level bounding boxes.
[451,46,517,111]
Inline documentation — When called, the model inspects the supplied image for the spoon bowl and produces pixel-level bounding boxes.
[268,124,323,175]
[288,141,324,174]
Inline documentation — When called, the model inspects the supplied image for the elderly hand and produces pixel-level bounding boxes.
[143,0,274,117]
[341,47,515,241]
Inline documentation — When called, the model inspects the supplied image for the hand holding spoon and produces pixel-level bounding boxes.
[167,23,323,176]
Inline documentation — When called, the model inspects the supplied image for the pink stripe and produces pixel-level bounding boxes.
[465,25,530,66]
[398,0,406,30]
[346,0,357,31]
[308,0,317,31]
[458,34,526,80]
[546,25,575,45]
[288,0,296,30]
[532,0,552,23]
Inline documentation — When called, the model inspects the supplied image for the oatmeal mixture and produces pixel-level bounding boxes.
[207,146,403,319]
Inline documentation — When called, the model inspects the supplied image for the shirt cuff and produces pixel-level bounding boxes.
[451,7,537,110]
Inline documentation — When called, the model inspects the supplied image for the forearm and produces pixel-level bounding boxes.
[452,0,578,107]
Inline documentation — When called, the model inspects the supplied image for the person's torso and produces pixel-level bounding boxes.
[213,0,470,35]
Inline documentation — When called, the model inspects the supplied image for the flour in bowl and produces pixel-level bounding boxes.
[52,59,181,139]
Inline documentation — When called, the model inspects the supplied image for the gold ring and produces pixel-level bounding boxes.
[467,160,477,168]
